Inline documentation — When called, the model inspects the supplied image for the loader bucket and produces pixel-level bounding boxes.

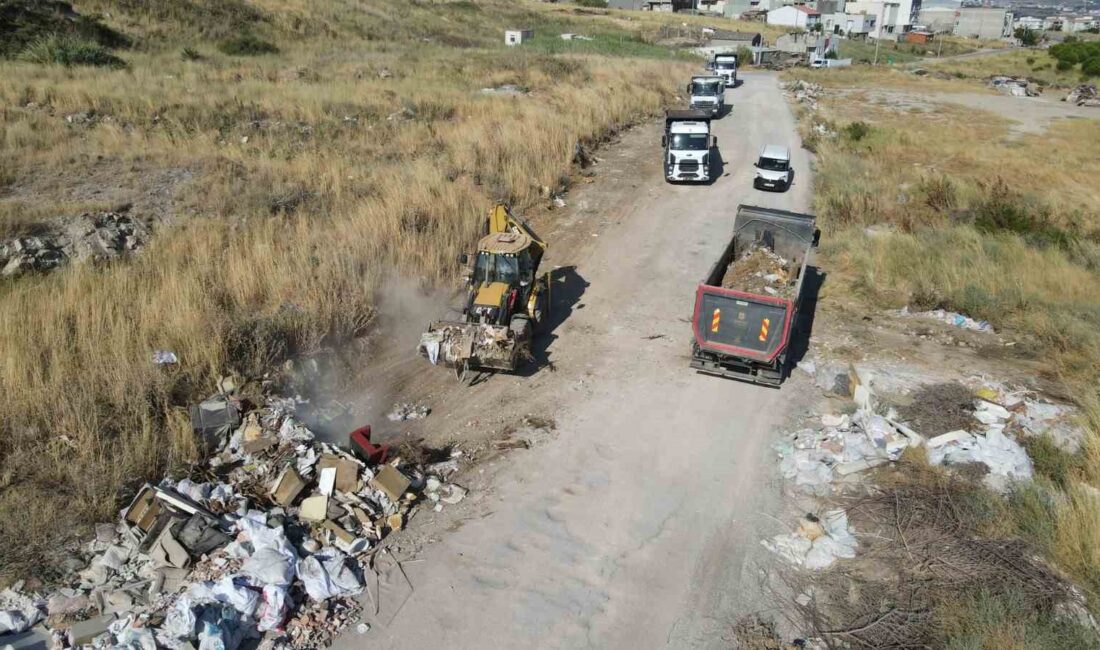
[418,321,523,372]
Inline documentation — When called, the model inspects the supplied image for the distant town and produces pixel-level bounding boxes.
[610,0,1099,42]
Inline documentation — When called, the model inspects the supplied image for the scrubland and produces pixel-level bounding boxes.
[788,62,1100,640]
[0,0,699,580]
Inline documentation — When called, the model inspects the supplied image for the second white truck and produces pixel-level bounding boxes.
[687,75,725,116]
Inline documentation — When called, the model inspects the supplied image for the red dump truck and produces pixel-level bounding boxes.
[690,205,817,386]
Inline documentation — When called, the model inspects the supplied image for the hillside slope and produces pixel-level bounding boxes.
[0,0,699,581]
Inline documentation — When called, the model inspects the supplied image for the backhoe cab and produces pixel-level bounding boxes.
[419,205,549,375]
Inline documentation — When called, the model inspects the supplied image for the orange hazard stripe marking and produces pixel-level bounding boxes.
[759,317,770,342]
[710,308,721,333]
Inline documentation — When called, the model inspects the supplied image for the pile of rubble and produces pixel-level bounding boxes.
[988,76,1041,98]
[0,388,466,649]
[1064,84,1100,107]
[763,510,858,571]
[722,245,794,298]
[781,80,823,110]
[1,210,150,278]
[778,364,1086,494]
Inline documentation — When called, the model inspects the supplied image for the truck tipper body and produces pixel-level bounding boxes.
[687,75,725,116]
[713,53,738,87]
[690,205,817,386]
[663,110,714,183]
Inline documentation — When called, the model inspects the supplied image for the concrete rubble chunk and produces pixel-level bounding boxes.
[370,465,411,502]
[67,614,115,646]
[299,495,329,523]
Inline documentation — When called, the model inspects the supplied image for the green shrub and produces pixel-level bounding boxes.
[972,180,1075,249]
[181,47,203,61]
[842,121,871,142]
[1022,436,1083,489]
[1083,57,1100,78]
[19,34,125,67]
[218,34,279,56]
[1056,59,1074,71]
[574,0,608,6]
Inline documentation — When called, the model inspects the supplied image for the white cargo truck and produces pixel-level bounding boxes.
[662,110,716,184]
[713,52,738,87]
[687,75,725,116]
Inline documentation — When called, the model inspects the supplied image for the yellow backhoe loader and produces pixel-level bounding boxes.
[418,204,549,376]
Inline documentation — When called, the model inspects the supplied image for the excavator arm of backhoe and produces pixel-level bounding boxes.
[487,204,546,256]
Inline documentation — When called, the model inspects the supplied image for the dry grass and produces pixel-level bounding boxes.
[924,48,1088,88]
[0,0,699,580]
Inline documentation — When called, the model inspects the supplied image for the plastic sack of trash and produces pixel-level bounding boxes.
[197,604,248,650]
[238,520,298,587]
[159,596,199,645]
[110,616,157,650]
[0,608,39,635]
[296,548,363,601]
[188,576,261,619]
[256,585,289,632]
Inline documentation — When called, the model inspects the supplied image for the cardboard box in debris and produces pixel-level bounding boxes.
[0,391,467,650]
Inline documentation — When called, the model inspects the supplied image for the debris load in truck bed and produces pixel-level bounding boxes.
[720,245,794,298]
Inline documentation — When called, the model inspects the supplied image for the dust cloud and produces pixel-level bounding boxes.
[298,275,464,445]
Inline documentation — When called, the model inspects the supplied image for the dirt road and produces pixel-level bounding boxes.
[339,72,814,648]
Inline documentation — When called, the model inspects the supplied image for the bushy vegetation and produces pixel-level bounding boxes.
[0,0,128,59]
[18,33,125,67]
[217,33,278,56]
[1050,38,1100,78]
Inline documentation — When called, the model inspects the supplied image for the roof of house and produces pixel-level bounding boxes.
[794,5,821,14]
[709,29,761,40]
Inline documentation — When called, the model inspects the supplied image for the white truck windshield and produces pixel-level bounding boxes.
[691,81,721,95]
[671,134,709,151]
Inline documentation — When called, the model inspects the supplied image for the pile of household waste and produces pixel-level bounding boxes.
[781,80,823,109]
[722,245,794,298]
[763,510,858,571]
[896,305,993,333]
[419,322,512,367]
[0,388,467,649]
[1064,84,1099,107]
[777,364,1085,495]
[988,75,1041,97]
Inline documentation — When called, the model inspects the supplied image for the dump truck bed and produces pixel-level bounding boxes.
[691,205,816,386]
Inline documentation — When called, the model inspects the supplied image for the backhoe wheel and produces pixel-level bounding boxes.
[533,288,549,331]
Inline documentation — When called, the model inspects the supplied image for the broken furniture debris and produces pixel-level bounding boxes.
[0,391,468,650]
[1064,83,1100,107]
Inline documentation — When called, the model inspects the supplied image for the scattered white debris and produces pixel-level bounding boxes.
[387,402,430,422]
[898,306,993,333]
[927,428,1033,492]
[763,510,858,570]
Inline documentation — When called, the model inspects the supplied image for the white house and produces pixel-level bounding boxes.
[1067,16,1099,32]
[1013,16,1043,31]
[766,5,822,29]
[823,11,878,36]
[845,0,902,38]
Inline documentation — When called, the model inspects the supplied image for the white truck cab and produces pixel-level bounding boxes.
[753,144,791,191]
[713,53,738,87]
[663,110,715,183]
[687,75,725,116]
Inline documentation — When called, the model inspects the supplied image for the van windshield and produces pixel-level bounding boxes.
[715,61,736,70]
[758,157,788,171]
[671,134,709,151]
